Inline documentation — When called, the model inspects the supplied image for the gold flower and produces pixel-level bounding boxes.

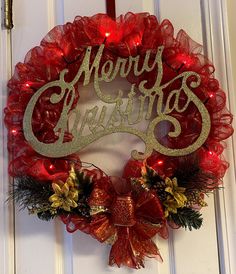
[49,172,79,212]
[163,177,187,217]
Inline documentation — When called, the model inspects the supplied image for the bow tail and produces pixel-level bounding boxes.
[135,219,168,240]
[60,214,91,234]
[90,214,117,243]
[131,228,163,261]
[109,227,143,269]
[109,226,162,269]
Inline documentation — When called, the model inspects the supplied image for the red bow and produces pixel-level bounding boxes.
[87,174,168,269]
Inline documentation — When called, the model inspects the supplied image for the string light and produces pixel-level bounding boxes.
[176,53,193,68]
[157,160,163,165]
[209,93,214,98]
[105,32,110,37]
[11,129,17,135]
[131,35,141,47]
[49,164,54,170]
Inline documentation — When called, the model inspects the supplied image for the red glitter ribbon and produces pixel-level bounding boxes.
[88,174,168,268]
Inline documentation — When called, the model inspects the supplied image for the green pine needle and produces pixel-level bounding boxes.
[9,176,53,210]
[169,208,203,231]
[75,171,93,197]
[37,211,56,221]
[145,166,164,187]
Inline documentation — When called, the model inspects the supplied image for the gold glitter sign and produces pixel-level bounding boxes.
[23,45,211,160]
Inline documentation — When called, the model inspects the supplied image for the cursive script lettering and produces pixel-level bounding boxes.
[23,45,211,159]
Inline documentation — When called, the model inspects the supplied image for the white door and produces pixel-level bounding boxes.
[1,1,236,274]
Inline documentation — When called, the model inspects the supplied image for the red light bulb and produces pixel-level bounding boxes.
[49,164,54,170]
[11,129,17,135]
[176,53,193,68]
[105,32,110,38]
[157,160,163,165]
[209,93,214,98]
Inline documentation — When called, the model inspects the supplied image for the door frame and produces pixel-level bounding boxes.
[202,1,236,273]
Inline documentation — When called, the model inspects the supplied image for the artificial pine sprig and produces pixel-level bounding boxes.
[72,171,94,218]
[75,171,93,198]
[173,156,219,192]
[10,176,53,210]
[169,208,203,230]
[141,165,164,188]
[139,163,206,230]
[9,169,94,221]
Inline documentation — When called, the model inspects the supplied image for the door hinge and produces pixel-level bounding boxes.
[3,0,13,29]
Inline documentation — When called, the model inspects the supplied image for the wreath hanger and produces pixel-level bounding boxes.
[106,0,116,20]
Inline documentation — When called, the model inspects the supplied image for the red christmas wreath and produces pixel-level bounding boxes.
[4,13,233,269]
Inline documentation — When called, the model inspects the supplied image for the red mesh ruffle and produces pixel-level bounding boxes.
[4,13,233,182]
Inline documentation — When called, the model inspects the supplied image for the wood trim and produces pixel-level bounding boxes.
[47,0,64,28]
[154,0,161,20]
[47,0,56,29]
[0,26,15,274]
[201,0,236,273]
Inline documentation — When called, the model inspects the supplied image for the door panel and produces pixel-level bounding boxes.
[159,0,203,43]
[12,2,63,274]
[116,0,155,17]
[64,0,106,20]
[0,0,234,273]
[156,2,220,274]
[0,10,15,274]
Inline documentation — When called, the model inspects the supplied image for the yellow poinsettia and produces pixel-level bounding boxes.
[49,172,79,212]
[163,177,187,217]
